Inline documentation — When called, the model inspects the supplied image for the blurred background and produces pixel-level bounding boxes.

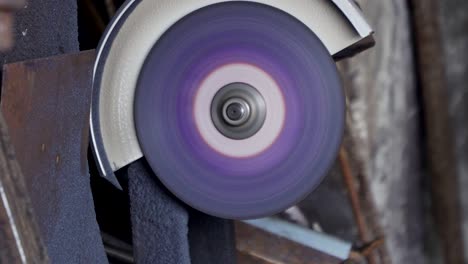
[1,0,468,263]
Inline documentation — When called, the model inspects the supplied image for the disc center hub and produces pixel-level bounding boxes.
[211,82,266,140]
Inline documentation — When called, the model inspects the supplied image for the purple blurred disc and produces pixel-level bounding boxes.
[134,1,344,219]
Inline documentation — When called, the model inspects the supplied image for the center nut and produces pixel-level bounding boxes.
[211,82,266,140]
[222,98,250,126]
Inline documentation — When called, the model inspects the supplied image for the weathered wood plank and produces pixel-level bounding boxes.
[338,0,426,263]
[0,111,49,263]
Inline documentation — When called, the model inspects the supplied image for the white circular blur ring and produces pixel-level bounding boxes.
[194,63,285,158]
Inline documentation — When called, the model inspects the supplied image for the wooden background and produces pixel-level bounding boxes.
[339,0,468,263]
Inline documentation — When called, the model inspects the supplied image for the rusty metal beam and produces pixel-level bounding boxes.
[235,220,346,264]
[1,50,107,263]
[338,147,383,264]
[0,1,49,262]
[0,112,48,263]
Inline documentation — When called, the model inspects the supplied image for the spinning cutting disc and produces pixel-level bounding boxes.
[134,2,344,219]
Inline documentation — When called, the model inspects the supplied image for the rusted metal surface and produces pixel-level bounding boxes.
[338,147,385,264]
[339,148,369,241]
[0,111,49,263]
[237,251,273,264]
[0,0,25,50]
[1,51,94,205]
[1,50,107,263]
[408,1,465,263]
[235,221,343,264]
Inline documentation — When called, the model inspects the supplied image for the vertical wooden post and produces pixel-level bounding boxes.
[409,1,465,263]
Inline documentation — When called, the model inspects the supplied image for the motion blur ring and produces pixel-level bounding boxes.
[134,2,345,219]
